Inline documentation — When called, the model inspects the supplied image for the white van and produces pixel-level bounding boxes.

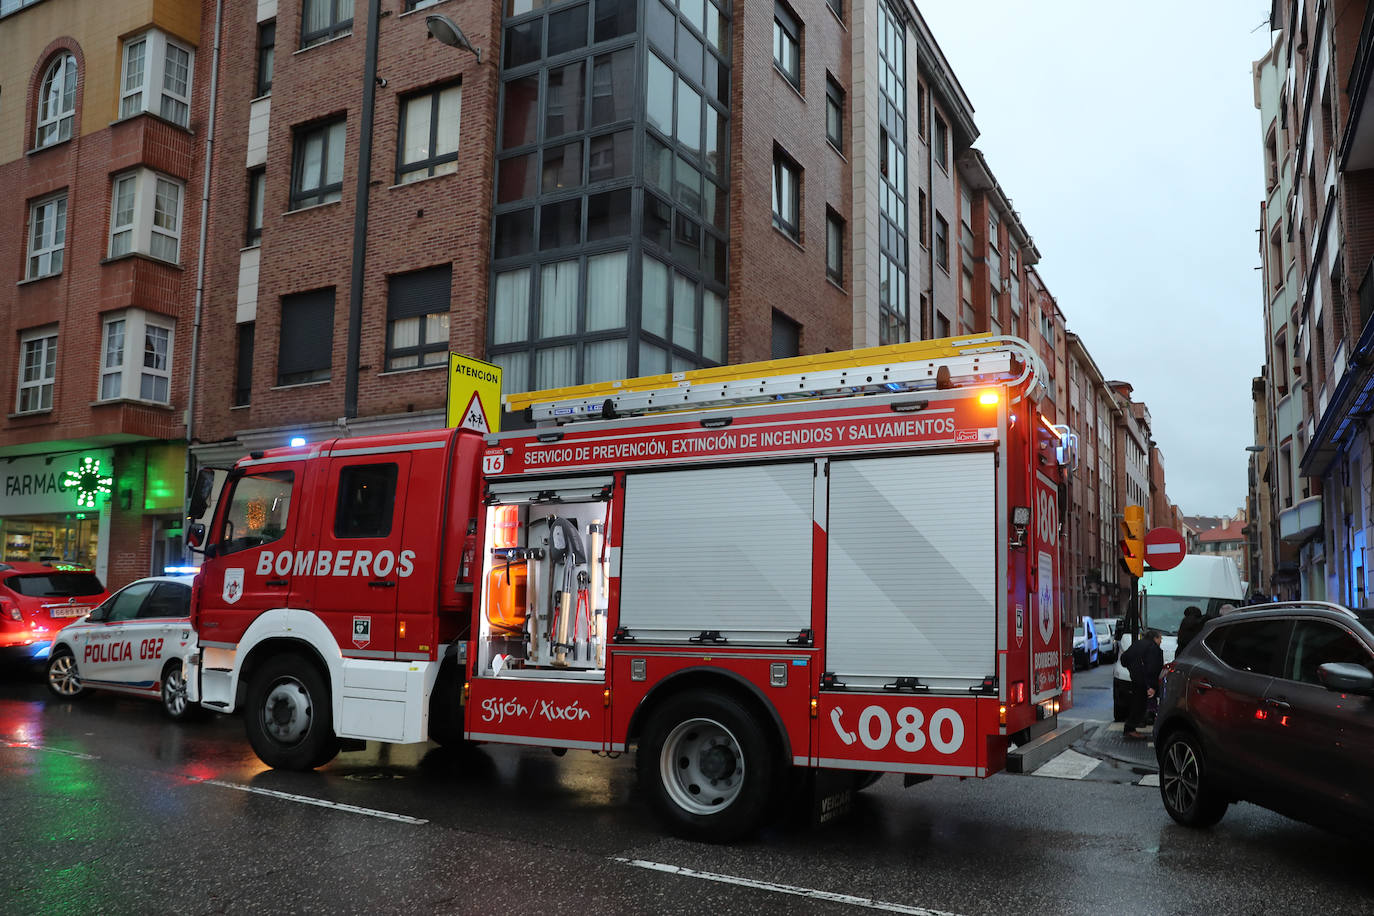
[1111,555,1245,720]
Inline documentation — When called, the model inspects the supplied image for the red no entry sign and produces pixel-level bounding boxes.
[1144,526,1187,572]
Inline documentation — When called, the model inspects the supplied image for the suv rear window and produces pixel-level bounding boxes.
[5,572,104,598]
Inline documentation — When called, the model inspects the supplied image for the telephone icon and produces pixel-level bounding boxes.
[830,707,856,745]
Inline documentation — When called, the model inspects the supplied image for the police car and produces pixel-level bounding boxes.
[45,575,198,720]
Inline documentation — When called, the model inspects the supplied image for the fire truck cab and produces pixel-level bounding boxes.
[186,335,1074,840]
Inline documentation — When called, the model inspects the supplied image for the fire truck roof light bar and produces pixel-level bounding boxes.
[508,335,1047,425]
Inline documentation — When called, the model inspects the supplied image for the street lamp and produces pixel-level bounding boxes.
[426,14,482,64]
[1245,445,1266,452]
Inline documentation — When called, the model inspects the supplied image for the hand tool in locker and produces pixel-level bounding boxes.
[547,516,588,668]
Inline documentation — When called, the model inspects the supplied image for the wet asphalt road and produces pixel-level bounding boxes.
[1,665,1371,916]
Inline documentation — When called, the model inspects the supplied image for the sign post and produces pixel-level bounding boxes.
[1144,526,1187,572]
[446,353,503,433]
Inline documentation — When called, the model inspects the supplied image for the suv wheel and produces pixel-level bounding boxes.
[1159,730,1228,828]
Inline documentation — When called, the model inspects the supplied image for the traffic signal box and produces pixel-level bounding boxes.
[1118,504,1145,579]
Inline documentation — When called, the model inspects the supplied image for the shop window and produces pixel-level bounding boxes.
[17,326,57,414]
[35,52,77,148]
[27,192,67,279]
[119,30,193,126]
[278,288,335,385]
[398,83,462,184]
[386,266,452,370]
[108,169,183,263]
[99,309,174,404]
[335,464,399,538]
[301,0,353,48]
[291,119,345,208]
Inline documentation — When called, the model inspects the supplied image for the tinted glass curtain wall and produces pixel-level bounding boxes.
[490,0,731,393]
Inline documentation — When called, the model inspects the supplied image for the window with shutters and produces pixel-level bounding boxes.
[386,265,452,370]
[277,289,335,386]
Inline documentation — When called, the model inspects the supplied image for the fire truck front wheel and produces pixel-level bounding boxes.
[244,653,339,771]
[637,692,779,842]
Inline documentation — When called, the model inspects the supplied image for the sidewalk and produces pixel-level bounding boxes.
[1062,717,1159,774]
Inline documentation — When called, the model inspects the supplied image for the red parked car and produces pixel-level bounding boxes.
[0,562,109,666]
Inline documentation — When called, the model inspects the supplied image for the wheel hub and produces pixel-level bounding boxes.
[263,679,311,745]
[660,717,745,815]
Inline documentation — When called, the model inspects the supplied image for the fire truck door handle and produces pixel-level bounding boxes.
[265,579,289,587]
[369,580,396,588]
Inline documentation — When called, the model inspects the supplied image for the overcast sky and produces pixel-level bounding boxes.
[917,1,1274,517]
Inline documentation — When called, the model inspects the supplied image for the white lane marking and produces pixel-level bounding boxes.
[6,741,99,760]
[196,778,428,825]
[1034,748,1101,780]
[613,858,967,916]
[1138,774,1161,787]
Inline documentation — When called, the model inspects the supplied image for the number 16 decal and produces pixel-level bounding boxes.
[829,703,966,755]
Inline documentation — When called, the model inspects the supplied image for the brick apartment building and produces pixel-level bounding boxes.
[2,0,1172,602]
[0,0,211,588]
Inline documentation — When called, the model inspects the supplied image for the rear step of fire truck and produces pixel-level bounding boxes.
[506,333,1047,424]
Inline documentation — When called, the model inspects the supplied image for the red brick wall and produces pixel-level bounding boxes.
[729,0,851,361]
[194,0,501,444]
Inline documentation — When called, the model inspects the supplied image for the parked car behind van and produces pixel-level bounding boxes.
[1073,616,1098,669]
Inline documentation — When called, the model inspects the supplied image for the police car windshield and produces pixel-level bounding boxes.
[7,572,104,597]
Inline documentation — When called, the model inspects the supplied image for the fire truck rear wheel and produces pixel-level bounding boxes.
[637,691,778,842]
[245,653,339,771]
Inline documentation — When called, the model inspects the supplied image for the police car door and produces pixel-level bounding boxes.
[309,454,411,660]
[129,581,193,688]
[82,581,156,687]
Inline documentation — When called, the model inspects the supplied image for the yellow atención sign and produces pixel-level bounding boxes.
[445,353,502,433]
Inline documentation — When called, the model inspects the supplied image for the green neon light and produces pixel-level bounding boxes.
[62,457,113,510]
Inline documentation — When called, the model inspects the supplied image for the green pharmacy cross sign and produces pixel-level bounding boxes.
[62,456,113,509]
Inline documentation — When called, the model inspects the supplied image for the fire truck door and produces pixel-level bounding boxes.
[199,465,306,647]
[308,455,411,659]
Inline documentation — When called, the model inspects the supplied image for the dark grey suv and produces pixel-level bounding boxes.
[1153,602,1374,834]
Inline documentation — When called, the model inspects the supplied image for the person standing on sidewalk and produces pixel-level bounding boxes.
[1121,629,1163,739]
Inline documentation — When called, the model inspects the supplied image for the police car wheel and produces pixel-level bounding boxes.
[160,662,194,721]
[45,649,86,700]
[245,653,339,771]
[637,691,779,843]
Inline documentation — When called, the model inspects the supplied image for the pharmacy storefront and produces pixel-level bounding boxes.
[0,450,115,580]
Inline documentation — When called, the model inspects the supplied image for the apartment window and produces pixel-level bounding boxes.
[771,310,800,359]
[405,0,442,10]
[256,21,275,96]
[918,189,928,247]
[398,83,462,184]
[917,83,927,139]
[827,0,842,19]
[301,0,353,48]
[937,313,950,339]
[17,327,57,413]
[933,112,948,168]
[773,2,800,89]
[99,309,173,404]
[935,213,949,270]
[386,265,452,370]
[119,31,193,127]
[246,168,266,246]
[278,289,335,385]
[291,119,345,209]
[27,193,67,279]
[234,322,254,406]
[826,209,844,284]
[109,169,184,263]
[35,52,77,147]
[772,148,800,239]
[825,76,844,151]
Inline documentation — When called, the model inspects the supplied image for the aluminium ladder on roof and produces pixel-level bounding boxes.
[505,334,1047,425]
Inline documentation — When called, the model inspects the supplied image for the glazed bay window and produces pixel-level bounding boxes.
[99,309,174,404]
[18,327,57,414]
[291,119,345,208]
[386,265,452,370]
[119,30,194,126]
[35,52,77,148]
[772,148,800,239]
[277,289,334,386]
[301,0,353,48]
[398,83,461,184]
[109,169,184,263]
[27,193,67,279]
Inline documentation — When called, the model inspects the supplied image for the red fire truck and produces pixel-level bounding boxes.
[185,335,1075,840]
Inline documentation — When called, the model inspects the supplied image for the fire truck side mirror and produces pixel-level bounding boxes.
[188,468,216,520]
[186,522,208,552]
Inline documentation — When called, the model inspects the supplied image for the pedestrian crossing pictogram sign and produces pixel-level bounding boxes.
[446,353,502,433]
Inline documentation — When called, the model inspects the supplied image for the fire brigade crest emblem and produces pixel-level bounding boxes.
[223,569,244,605]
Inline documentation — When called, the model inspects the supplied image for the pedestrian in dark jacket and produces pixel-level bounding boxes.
[1176,605,1204,652]
[1121,629,1163,739]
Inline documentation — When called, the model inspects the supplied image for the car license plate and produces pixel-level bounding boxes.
[48,605,91,618]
